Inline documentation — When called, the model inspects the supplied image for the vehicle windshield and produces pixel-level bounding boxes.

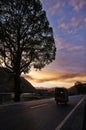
[55,88,68,97]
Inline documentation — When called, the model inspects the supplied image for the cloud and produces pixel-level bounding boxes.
[22,70,86,86]
[23,0,86,88]
[70,17,79,27]
[55,36,85,52]
[83,17,86,27]
[22,34,86,88]
[69,0,86,12]
[54,36,86,72]
[57,15,86,36]
[21,74,34,81]
[58,23,68,30]
[84,17,86,23]
[57,16,85,32]
[42,0,65,16]
[48,2,60,15]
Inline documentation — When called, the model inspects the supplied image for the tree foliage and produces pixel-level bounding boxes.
[0,0,56,101]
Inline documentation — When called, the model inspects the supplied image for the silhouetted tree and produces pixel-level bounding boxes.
[74,81,86,94]
[75,81,82,86]
[0,0,56,101]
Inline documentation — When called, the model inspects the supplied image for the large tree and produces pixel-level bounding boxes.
[0,0,56,101]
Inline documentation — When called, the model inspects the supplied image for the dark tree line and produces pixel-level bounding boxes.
[75,81,86,94]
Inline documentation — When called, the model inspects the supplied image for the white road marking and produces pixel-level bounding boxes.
[55,96,85,130]
[30,103,48,109]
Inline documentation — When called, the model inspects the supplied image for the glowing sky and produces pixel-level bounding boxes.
[24,0,86,89]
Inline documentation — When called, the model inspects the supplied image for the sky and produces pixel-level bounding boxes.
[23,0,86,89]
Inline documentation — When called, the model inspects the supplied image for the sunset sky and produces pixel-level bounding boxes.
[24,0,86,89]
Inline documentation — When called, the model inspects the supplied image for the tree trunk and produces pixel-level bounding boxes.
[13,73,22,102]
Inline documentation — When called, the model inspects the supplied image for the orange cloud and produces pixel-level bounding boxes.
[22,69,86,88]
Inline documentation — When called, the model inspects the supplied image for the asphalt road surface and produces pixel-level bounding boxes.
[0,95,85,130]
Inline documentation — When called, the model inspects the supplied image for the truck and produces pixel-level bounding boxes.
[55,87,69,104]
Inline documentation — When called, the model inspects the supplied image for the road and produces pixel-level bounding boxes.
[0,95,85,130]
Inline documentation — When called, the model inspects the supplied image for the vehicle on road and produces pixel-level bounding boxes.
[55,87,69,104]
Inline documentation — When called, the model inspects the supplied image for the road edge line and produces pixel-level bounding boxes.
[55,96,85,130]
[30,103,48,109]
